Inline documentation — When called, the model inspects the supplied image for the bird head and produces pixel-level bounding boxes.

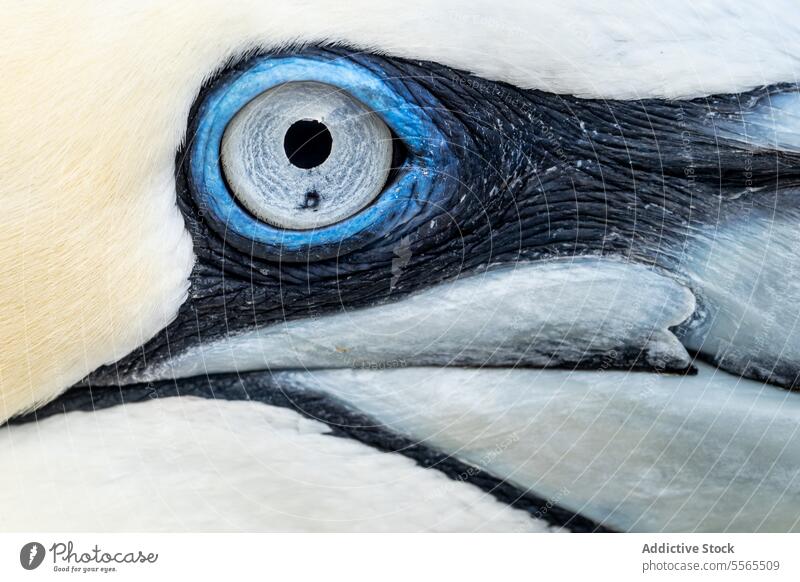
[3,0,800,532]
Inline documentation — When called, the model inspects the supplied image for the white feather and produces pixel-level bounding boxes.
[0,397,550,532]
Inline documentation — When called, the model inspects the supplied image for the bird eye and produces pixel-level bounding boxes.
[221,81,393,230]
[187,54,455,261]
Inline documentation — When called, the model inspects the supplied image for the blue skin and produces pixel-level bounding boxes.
[190,55,457,261]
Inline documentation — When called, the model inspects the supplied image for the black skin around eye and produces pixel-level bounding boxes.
[88,45,800,384]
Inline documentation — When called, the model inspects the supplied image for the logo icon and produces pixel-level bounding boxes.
[20,542,45,570]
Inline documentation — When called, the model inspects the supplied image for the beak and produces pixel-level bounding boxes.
[70,257,800,532]
[277,361,800,532]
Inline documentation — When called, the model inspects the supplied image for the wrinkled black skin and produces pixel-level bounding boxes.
[86,47,800,384]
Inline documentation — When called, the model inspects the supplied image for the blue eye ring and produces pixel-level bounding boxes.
[188,54,456,261]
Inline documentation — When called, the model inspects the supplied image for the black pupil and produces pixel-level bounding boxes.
[283,119,333,169]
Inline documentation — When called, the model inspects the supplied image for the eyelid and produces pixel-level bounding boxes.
[188,54,456,261]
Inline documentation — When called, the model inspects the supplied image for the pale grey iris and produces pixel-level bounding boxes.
[221,81,393,230]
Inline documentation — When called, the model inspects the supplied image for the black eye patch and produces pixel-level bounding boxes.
[85,45,800,384]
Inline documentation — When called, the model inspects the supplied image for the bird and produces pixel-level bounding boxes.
[2,0,800,532]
